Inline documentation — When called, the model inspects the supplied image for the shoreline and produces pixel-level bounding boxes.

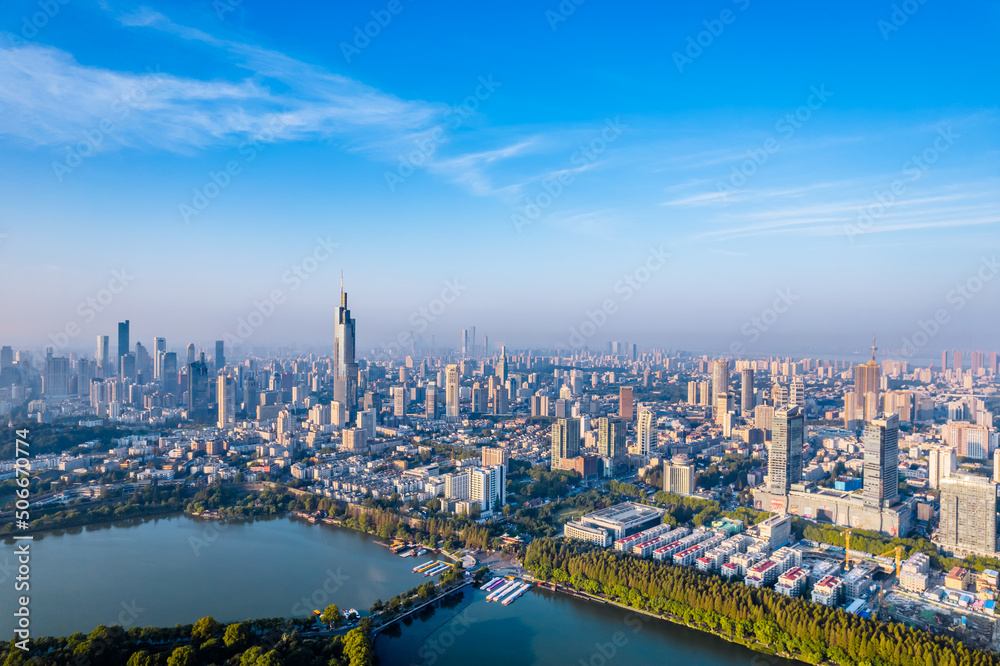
[534,579,809,665]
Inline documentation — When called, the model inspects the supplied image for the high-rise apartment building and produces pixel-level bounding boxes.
[637,407,654,456]
[927,444,957,489]
[939,473,997,556]
[551,417,581,470]
[482,446,509,471]
[217,374,235,429]
[470,465,506,514]
[597,417,626,459]
[862,413,899,508]
[768,405,804,496]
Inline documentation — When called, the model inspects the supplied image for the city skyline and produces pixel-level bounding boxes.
[1,1,998,353]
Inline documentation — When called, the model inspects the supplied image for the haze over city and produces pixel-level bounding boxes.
[1,0,998,355]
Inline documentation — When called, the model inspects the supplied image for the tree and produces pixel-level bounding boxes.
[191,616,222,643]
[320,603,343,628]
[166,646,196,666]
[224,621,250,648]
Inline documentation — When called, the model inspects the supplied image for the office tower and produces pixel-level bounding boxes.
[711,358,730,414]
[772,382,789,407]
[187,355,209,421]
[482,446,509,471]
[215,340,225,371]
[186,343,196,366]
[42,349,70,396]
[551,417,581,470]
[217,375,235,429]
[741,369,755,413]
[425,384,438,420]
[927,444,957,489]
[75,358,95,396]
[0,345,11,372]
[120,353,136,381]
[117,321,129,373]
[597,417,626,459]
[714,393,730,426]
[470,465,506,514]
[941,350,948,373]
[445,472,470,500]
[445,364,460,419]
[637,407,654,456]
[96,335,110,377]
[939,474,998,555]
[663,459,696,496]
[862,413,899,508]
[393,386,406,417]
[768,405,804,496]
[471,382,487,414]
[461,329,469,357]
[483,335,488,358]
[990,351,998,376]
[619,386,634,420]
[496,345,508,384]
[953,351,964,372]
[854,338,881,422]
[554,398,569,419]
[754,405,775,436]
[883,390,913,422]
[333,277,359,413]
[153,337,166,379]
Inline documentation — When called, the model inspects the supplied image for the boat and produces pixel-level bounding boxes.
[416,548,427,556]
[502,583,531,606]
[479,577,502,591]
[399,549,415,558]
[486,580,517,602]
[493,582,525,605]
[413,560,440,573]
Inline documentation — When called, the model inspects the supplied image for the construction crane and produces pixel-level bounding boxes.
[877,545,904,577]
[844,518,875,571]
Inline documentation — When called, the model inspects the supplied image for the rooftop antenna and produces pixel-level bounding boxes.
[871,332,878,362]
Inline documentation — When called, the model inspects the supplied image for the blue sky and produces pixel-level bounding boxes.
[1,0,998,358]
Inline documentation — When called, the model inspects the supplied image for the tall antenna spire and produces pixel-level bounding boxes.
[871,332,878,362]
[340,270,344,294]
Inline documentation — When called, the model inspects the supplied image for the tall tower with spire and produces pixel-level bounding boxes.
[853,333,881,424]
[334,272,359,413]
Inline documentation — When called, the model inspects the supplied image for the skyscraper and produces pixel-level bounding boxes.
[597,417,626,459]
[853,337,881,422]
[217,374,235,429]
[96,335,110,377]
[619,386,634,420]
[425,383,439,420]
[470,465,506,515]
[187,354,209,422]
[215,340,225,371]
[712,359,730,408]
[637,407,654,456]
[927,444,957,489]
[117,320,129,374]
[445,364,460,419]
[153,337,166,379]
[333,276,359,413]
[939,473,997,556]
[741,368,755,413]
[862,413,899,508]
[768,405,804,496]
[186,343,196,366]
[496,345,508,384]
[551,417,581,470]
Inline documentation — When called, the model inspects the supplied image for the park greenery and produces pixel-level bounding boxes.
[0,616,374,666]
[524,538,999,666]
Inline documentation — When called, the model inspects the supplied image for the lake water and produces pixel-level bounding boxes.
[2,516,801,665]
